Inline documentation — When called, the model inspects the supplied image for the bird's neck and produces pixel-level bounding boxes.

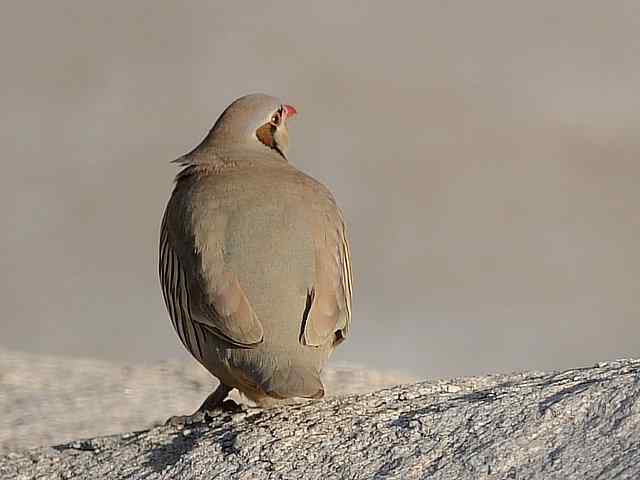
[174,143,290,183]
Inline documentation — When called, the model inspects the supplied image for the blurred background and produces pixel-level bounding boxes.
[1,1,639,379]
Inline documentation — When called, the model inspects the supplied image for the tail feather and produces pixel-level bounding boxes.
[228,351,326,400]
[262,364,325,400]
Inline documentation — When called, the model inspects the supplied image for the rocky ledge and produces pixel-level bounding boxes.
[1,359,638,479]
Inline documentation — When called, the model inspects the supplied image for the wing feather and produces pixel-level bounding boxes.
[160,202,264,352]
[301,208,353,347]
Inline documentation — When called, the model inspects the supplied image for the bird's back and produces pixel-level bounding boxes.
[165,158,342,400]
[193,162,319,341]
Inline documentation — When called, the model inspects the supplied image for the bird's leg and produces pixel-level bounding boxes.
[166,383,234,426]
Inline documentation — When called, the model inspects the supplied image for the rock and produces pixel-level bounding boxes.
[1,358,638,479]
[0,348,414,452]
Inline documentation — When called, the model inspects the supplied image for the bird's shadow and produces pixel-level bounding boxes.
[143,428,202,473]
[143,418,239,474]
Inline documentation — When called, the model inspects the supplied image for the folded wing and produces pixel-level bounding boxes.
[301,210,353,347]
[159,210,264,353]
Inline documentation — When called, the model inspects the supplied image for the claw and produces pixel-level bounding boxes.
[165,410,206,427]
[165,383,236,427]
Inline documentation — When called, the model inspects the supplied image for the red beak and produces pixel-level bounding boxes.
[283,104,297,118]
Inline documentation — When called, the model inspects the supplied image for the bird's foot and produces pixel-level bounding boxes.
[165,410,206,427]
[219,399,245,414]
[165,400,245,426]
[165,383,243,426]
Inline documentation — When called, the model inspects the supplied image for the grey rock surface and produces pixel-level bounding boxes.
[1,358,638,479]
[0,348,413,452]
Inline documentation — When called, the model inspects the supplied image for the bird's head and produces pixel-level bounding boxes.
[206,93,298,161]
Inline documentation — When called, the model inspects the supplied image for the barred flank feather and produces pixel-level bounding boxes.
[340,218,353,331]
[159,213,205,362]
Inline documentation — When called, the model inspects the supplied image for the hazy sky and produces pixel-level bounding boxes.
[1,1,639,378]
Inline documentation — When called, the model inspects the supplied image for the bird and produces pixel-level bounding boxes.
[159,93,353,422]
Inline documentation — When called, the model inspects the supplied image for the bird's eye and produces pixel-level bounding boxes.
[270,110,281,125]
